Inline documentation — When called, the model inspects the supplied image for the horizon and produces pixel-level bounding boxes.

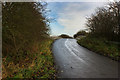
[47,2,107,36]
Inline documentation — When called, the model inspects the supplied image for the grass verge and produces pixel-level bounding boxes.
[2,39,56,79]
[77,37,120,61]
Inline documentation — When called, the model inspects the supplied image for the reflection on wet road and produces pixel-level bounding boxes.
[52,38,118,78]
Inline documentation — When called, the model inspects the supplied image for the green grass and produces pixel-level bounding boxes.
[2,39,56,79]
[77,37,120,61]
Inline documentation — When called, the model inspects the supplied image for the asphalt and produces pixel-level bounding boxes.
[52,38,119,78]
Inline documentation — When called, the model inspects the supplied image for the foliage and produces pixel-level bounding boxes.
[74,30,88,38]
[86,2,119,41]
[2,2,50,57]
[76,2,120,61]
[59,34,73,38]
[2,2,56,78]
[77,36,120,61]
[3,39,56,78]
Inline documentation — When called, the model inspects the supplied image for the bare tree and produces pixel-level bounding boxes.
[86,2,119,41]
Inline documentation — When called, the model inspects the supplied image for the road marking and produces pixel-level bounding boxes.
[67,40,80,52]
[69,44,79,53]
[65,39,86,64]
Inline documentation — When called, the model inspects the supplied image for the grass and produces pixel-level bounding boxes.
[77,37,120,61]
[2,39,56,79]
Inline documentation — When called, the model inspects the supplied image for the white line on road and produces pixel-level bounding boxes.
[65,39,86,64]
[68,44,79,53]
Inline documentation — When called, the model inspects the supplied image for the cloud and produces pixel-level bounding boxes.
[47,2,106,36]
[41,0,118,2]
[56,2,106,36]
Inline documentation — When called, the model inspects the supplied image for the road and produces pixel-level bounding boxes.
[52,38,119,78]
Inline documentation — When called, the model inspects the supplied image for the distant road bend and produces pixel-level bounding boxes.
[52,39,118,78]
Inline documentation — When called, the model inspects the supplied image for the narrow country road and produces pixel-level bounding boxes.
[52,38,119,78]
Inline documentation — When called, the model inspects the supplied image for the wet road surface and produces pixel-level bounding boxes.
[52,38,119,78]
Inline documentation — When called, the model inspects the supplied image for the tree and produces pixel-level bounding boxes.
[2,2,50,57]
[59,34,73,38]
[86,2,119,41]
[74,30,87,38]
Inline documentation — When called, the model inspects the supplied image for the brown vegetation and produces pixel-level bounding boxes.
[77,2,120,61]
[2,2,56,78]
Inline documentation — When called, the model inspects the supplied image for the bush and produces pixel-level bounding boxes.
[59,34,73,38]
[2,39,56,78]
[86,2,119,41]
[77,37,120,61]
[2,2,56,78]
[74,30,88,38]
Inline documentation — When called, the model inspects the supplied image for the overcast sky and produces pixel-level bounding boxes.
[47,2,107,36]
